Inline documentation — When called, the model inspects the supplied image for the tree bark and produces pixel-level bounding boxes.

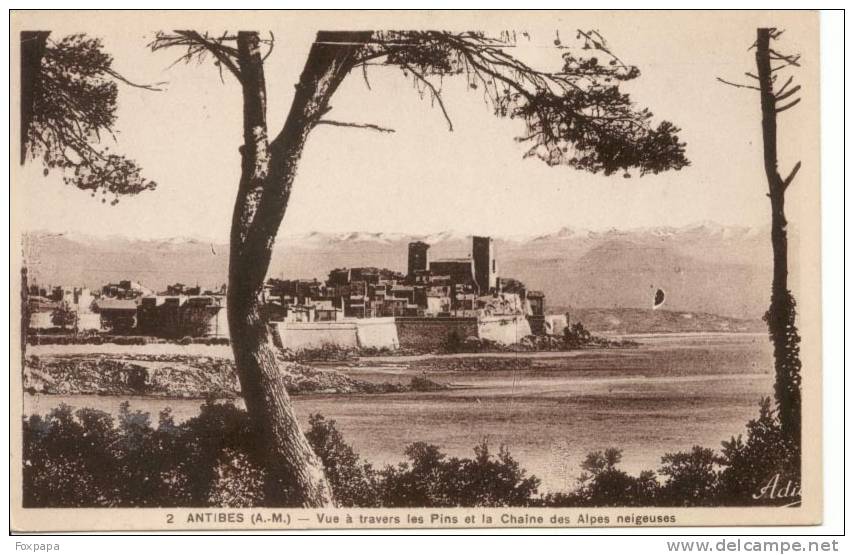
[226,31,370,507]
[756,29,788,296]
[755,28,801,445]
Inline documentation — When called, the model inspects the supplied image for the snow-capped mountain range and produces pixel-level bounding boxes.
[22,222,790,320]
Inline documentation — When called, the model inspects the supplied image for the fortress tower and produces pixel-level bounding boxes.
[472,236,497,294]
[407,241,430,278]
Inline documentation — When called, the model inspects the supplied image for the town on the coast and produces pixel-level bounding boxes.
[25,235,570,351]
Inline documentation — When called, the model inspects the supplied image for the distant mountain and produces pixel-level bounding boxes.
[22,232,230,293]
[22,223,777,321]
[493,225,775,320]
[528,237,768,320]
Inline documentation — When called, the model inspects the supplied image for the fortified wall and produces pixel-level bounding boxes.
[273,314,533,352]
[271,317,399,351]
[395,317,479,351]
[355,317,401,349]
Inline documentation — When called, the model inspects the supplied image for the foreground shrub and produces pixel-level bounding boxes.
[24,405,118,507]
[657,446,723,506]
[380,441,540,507]
[543,448,658,507]
[26,334,230,346]
[23,404,537,508]
[292,343,359,362]
[304,414,380,507]
[717,397,800,505]
[23,399,798,508]
[563,322,593,349]
[23,401,263,507]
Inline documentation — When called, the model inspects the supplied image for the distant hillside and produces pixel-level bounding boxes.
[22,223,780,323]
[558,307,766,335]
[22,233,228,292]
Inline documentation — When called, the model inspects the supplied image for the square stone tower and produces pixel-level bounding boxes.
[407,241,430,278]
[472,236,497,294]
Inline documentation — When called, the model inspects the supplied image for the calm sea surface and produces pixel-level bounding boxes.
[23,334,773,493]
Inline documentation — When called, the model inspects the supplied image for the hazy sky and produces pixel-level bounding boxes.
[15,11,819,240]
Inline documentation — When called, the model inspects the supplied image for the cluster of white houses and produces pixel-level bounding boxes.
[26,280,228,339]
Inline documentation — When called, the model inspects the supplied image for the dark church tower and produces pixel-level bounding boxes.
[472,236,497,294]
[407,241,430,278]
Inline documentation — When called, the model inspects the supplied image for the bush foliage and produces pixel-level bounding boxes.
[22,398,799,508]
[27,334,231,346]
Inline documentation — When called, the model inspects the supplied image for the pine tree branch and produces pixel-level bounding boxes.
[782,161,801,190]
[776,97,801,113]
[775,84,801,102]
[316,119,395,133]
[716,76,760,91]
[103,67,166,91]
[400,63,454,132]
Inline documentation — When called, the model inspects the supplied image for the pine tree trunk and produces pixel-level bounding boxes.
[226,31,369,507]
[227,294,331,506]
[755,28,801,446]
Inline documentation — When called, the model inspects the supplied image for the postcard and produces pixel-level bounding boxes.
[10,10,822,531]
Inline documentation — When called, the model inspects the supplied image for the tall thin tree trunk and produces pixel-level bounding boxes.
[757,29,788,297]
[755,28,801,446]
[22,267,29,363]
[226,31,369,507]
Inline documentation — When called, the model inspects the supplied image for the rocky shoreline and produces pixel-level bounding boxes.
[23,353,449,398]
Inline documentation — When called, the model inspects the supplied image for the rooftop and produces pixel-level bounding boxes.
[95,299,138,311]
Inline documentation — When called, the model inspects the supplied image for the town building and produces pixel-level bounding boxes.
[94,298,138,333]
[26,278,228,338]
[26,285,99,331]
[101,280,153,299]
[136,295,226,338]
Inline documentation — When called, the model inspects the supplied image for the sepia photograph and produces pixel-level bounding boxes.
[9,9,828,532]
